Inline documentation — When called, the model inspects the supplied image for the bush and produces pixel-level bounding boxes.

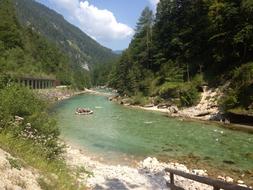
[0,84,61,158]
[131,93,150,106]
[220,88,238,111]
[157,82,181,99]
[0,84,45,118]
[179,83,200,107]
[191,74,205,88]
[153,96,163,105]
[221,63,253,111]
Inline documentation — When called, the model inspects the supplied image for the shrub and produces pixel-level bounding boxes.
[191,74,205,89]
[0,84,61,158]
[221,62,253,111]
[158,82,181,99]
[179,83,200,107]
[131,93,150,106]
[220,88,238,111]
[153,96,163,105]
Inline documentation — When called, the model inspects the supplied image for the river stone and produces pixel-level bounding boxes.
[168,106,179,113]
[225,176,234,183]
[192,169,208,176]
[237,180,244,184]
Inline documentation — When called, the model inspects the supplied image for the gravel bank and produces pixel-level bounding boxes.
[65,145,248,190]
[0,149,41,190]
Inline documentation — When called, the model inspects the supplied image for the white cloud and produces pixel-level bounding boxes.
[50,0,134,42]
[149,0,160,7]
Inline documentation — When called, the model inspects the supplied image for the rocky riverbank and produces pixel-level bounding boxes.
[0,143,251,190]
[0,148,41,190]
[36,87,87,102]
[109,86,227,123]
[64,145,251,190]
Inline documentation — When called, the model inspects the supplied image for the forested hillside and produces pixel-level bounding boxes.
[0,0,91,88]
[109,0,253,113]
[14,0,117,69]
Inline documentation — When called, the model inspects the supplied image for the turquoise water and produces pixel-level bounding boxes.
[54,94,253,170]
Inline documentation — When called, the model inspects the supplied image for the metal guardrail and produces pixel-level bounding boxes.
[165,168,252,190]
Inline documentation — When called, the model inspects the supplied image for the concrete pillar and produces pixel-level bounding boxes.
[36,80,39,89]
[31,80,34,89]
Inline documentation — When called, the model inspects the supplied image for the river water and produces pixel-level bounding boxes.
[54,94,253,172]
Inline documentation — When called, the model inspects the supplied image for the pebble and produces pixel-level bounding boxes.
[225,176,234,183]
[237,180,245,184]
[192,169,208,176]
[218,175,225,181]
[65,146,214,190]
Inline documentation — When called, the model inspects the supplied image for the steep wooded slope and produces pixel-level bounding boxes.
[14,0,117,69]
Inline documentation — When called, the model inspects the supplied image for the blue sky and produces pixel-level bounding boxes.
[36,0,159,50]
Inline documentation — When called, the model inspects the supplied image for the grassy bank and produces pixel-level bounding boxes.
[0,82,86,189]
[0,132,84,190]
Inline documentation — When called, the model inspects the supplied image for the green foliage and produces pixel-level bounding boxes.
[109,7,155,96]
[0,84,45,117]
[179,83,200,107]
[108,0,253,111]
[7,157,23,170]
[0,84,61,159]
[221,88,239,111]
[75,166,93,178]
[157,82,181,99]
[0,133,83,190]
[221,63,253,111]
[0,0,91,89]
[131,93,150,106]
[0,0,22,49]
[91,62,116,86]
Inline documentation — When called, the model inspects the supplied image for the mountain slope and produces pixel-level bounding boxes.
[0,0,91,88]
[14,0,117,69]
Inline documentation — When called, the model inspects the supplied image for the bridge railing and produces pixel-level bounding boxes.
[165,168,252,190]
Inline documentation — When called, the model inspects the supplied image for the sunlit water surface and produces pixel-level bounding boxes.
[53,94,253,171]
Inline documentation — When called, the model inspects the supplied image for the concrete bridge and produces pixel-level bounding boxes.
[18,76,57,89]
